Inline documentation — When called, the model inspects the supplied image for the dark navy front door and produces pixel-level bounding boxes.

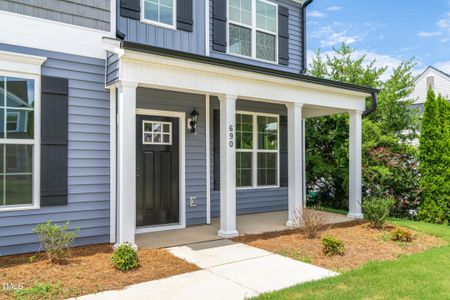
[136,115,179,227]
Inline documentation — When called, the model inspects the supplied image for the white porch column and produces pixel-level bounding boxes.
[116,81,138,247]
[348,110,363,219]
[218,94,239,238]
[286,102,304,227]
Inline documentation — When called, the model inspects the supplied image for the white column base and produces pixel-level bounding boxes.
[347,212,364,219]
[218,229,240,238]
[113,242,138,251]
[286,220,295,228]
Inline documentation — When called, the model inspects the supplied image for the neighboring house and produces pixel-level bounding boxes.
[0,0,379,255]
[408,66,450,146]
[410,66,450,113]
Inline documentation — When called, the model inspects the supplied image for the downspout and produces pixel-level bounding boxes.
[116,0,126,40]
[301,0,314,74]
[362,92,378,117]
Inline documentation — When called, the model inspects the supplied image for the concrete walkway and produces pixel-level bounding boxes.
[76,240,337,300]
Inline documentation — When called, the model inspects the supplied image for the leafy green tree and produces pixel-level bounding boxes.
[306,44,420,216]
[419,89,450,223]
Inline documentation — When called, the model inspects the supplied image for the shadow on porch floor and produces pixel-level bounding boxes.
[136,210,352,249]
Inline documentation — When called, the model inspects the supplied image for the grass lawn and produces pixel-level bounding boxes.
[254,220,450,300]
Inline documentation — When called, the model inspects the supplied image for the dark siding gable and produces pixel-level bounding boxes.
[41,76,69,206]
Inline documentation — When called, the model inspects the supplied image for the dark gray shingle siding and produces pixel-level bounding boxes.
[0,0,110,31]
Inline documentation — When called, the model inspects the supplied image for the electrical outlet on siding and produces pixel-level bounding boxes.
[189,196,197,207]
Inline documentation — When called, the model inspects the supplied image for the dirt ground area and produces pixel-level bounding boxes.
[234,222,446,272]
[0,244,199,299]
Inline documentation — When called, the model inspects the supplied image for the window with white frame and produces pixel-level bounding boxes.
[0,76,36,208]
[143,121,172,145]
[142,0,176,28]
[228,0,278,62]
[236,112,279,188]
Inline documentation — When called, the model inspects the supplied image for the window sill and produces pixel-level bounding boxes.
[224,51,279,66]
[0,204,40,213]
[237,185,280,191]
[140,18,177,31]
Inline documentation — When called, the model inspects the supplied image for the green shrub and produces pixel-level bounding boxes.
[362,197,395,229]
[111,243,139,271]
[419,89,450,224]
[33,221,79,263]
[321,235,345,256]
[390,227,413,242]
[14,282,62,300]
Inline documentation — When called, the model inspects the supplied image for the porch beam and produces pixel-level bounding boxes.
[348,110,363,218]
[217,94,239,238]
[116,81,138,248]
[286,102,304,227]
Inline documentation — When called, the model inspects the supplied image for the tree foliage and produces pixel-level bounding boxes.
[306,44,420,217]
[418,89,450,223]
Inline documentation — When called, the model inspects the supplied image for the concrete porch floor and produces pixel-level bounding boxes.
[136,210,352,249]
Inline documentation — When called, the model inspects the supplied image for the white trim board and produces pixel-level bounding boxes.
[119,50,368,111]
[0,10,110,59]
[135,108,187,233]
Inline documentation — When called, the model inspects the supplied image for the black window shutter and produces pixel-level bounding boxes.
[120,0,140,20]
[278,6,289,66]
[213,110,221,190]
[177,0,193,31]
[212,0,227,52]
[41,76,69,206]
[279,116,288,187]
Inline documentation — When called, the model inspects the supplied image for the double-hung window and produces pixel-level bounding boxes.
[236,112,279,188]
[0,76,38,209]
[228,0,278,63]
[142,0,176,29]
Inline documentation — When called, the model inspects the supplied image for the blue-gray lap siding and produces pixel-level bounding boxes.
[118,0,206,56]
[0,43,110,256]
[209,0,304,74]
[209,97,288,218]
[0,0,110,31]
[136,88,207,225]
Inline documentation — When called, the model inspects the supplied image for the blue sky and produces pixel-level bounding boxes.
[306,0,450,77]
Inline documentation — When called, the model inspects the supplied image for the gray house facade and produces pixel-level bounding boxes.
[0,0,378,255]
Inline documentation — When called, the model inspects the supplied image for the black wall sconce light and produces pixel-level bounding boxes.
[189,108,199,134]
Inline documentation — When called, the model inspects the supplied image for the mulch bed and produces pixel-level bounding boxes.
[0,244,199,300]
[233,222,446,272]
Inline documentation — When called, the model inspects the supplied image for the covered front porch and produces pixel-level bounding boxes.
[136,210,353,249]
[105,42,377,248]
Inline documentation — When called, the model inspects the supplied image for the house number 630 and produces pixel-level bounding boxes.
[229,125,234,148]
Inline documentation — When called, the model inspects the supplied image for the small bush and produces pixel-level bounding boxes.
[291,207,326,239]
[321,235,345,256]
[390,227,413,242]
[112,243,139,271]
[362,197,395,229]
[33,221,79,264]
